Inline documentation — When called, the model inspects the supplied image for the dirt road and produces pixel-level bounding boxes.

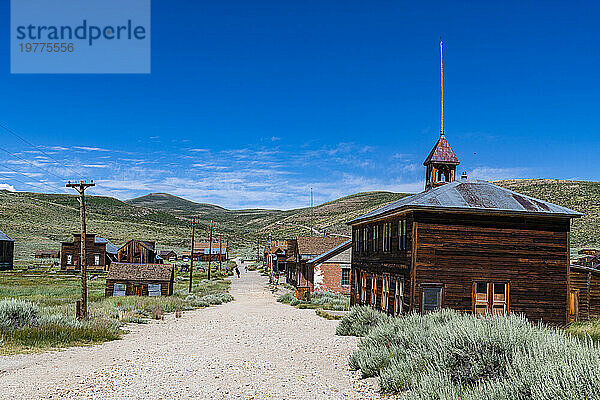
[0,269,379,399]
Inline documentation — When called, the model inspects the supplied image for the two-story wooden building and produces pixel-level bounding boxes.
[61,233,118,272]
[348,133,582,325]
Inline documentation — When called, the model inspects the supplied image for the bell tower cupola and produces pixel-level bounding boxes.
[424,38,460,191]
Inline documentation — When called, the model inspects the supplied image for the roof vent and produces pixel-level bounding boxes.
[461,172,468,180]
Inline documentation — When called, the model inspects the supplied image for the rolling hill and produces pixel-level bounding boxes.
[1,179,598,265]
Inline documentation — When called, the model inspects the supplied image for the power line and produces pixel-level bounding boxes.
[0,161,65,193]
[0,145,66,181]
[0,121,80,178]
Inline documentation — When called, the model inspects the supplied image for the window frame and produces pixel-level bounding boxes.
[341,268,351,287]
[472,281,510,316]
[394,278,403,315]
[421,284,443,313]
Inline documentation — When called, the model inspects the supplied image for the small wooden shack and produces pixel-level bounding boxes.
[569,265,600,322]
[105,262,174,297]
[35,250,60,259]
[159,250,177,261]
[117,240,159,264]
[0,230,14,270]
[183,241,228,262]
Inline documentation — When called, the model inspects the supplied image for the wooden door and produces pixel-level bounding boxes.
[132,284,144,296]
[569,289,579,322]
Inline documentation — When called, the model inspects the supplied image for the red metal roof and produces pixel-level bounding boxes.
[423,134,460,165]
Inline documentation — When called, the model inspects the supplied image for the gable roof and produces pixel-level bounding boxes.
[95,237,118,255]
[159,250,177,257]
[308,239,352,264]
[118,239,157,254]
[0,230,13,242]
[423,134,460,165]
[107,262,173,281]
[296,236,349,256]
[348,179,583,225]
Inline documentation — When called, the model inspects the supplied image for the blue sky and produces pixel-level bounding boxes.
[0,1,598,209]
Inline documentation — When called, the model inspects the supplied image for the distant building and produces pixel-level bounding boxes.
[61,234,118,272]
[117,240,160,264]
[307,239,352,295]
[35,250,60,259]
[182,241,227,262]
[105,262,174,297]
[159,250,177,262]
[348,133,582,325]
[0,230,14,270]
[263,239,296,275]
[287,235,349,297]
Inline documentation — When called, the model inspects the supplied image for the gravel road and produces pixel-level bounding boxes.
[0,268,379,399]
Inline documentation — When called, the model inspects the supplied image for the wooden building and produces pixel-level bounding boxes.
[0,230,14,270]
[159,250,177,261]
[307,239,352,295]
[287,235,348,292]
[117,240,160,264]
[105,262,174,297]
[61,234,118,272]
[264,239,296,274]
[35,250,60,259]
[348,133,582,326]
[182,241,228,262]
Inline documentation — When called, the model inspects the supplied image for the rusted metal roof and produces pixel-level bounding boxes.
[423,134,460,165]
[107,262,173,282]
[296,236,349,256]
[348,179,583,225]
[307,239,352,264]
[0,230,13,242]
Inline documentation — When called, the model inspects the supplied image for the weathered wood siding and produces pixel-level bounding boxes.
[117,240,156,264]
[0,240,14,270]
[105,279,173,297]
[412,211,570,326]
[569,267,600,321]
[60,235,107,272]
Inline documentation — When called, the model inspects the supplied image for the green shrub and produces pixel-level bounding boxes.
[344,309,600,398]
[277,293,295,304]
[335,306,390,337]
[311,291,350,311]
[0,299,40,329]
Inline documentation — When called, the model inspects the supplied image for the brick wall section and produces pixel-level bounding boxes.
[314,262,351,295]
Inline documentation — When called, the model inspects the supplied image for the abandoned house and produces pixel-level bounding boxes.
[35,249,60,259]
[348,132,582,325]
[307,239,352,295]
[105,262,174,297]
[0,230,14,270]
[264,239,295,275]
[117,240,161,264]
[61,233,118,272]
[287,235,349,297]
[182,241,228,262]
[159,250,178,261]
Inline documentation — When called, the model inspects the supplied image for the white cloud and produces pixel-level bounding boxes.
[73,146,111,152]
[82,164,109,168]
[0,183,16,192]
[469,167,530,181]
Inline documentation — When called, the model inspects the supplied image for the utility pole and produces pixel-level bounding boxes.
[310,187,314,237]
[208,220,213,280]
[219,232,222,271]
[257,237,260,263]
[268,233,272,282]
[66,180,95,319]
[188,217,197,293]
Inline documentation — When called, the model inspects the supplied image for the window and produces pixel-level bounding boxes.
[361,272,367,304]
[362,228,368,253]
[341,268,351,286]
[569,289,579,322]
[113,283,126,297]
[94,254,100,265]
[472,282,509,316]
[474,282,488,316]
[398,220,407,251]
[394,279,403,315]
[422,286,442,312]
[148,284,162,297]
[67,254,72,264]
[370,274,377,305]
[372,225,379,252]
[383,223,392,252]
[382,275,390,312]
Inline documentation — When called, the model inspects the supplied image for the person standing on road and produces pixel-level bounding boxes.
[235,266,240,278]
